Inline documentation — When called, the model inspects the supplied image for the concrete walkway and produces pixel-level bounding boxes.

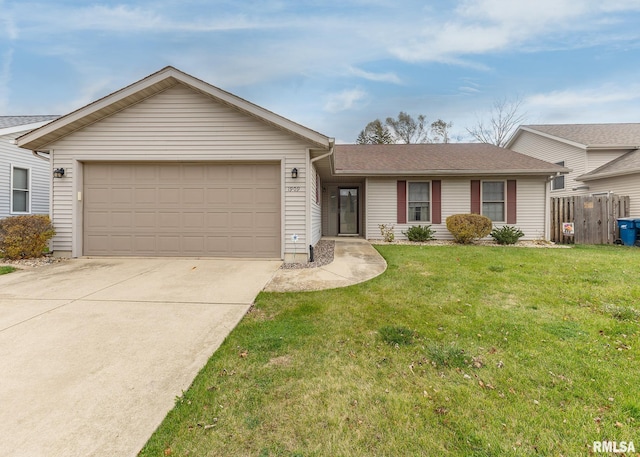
[264,237,387,292]
[0,258,281,457]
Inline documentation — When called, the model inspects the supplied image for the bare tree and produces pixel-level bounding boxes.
[466,97,526,147]
[385,112,430,144]
[356,119,394,144]
[430,119,453,143]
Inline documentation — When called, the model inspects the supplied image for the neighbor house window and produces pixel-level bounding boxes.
[11,166,30,213]
[482,181,504,222]
[408,182,430,222]
[552,161,565,190]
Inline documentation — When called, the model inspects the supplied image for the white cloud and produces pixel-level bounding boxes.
[524,83,640,123]
[324,88,367,113]
[348,66,402,84]
[390,0,640,63]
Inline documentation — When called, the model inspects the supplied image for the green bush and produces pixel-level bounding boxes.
[445,214,492,244]
[402,224,436,242]
[490,225,524,245]
[0,215,55,259]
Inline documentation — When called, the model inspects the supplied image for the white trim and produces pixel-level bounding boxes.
[9,164,31,214]
[407,180,432,223]
[481,180,506,223]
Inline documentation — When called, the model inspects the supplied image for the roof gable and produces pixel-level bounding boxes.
[508,124,640,150]
[333,143,569,176]
[17,67,332,151]
[578,148,640,181]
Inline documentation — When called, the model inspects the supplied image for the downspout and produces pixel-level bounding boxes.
[307,140,335,258]
[544,174,555,241]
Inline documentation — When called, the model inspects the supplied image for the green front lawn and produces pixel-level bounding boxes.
[0,265,16,275]
[141,245,640,456]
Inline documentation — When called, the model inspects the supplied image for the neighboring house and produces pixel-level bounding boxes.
[16,67,566,261]
[0,116,59,219]
[507,124,640,216]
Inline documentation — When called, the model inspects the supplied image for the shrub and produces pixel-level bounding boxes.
[378,223,395,242]
[490,225,524,245]
[0,215,55,260]
[402,224,436,242]
[446,214,492,244]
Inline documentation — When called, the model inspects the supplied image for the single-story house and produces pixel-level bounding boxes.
[507,124,640,216]
[17,67,567,261]
[1,116,59,219]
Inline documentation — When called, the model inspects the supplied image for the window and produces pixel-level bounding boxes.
[552,161,565,190]
[408,182,430,222]
[11,166,30,213]
[482,181,504,221]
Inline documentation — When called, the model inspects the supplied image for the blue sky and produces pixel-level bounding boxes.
[2,0,640,143]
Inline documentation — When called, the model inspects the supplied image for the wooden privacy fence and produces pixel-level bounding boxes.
[551,194,630,244]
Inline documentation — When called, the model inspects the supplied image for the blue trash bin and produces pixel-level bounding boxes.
[617,218,637,246]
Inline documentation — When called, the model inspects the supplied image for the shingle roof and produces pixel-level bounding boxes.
[0,115,59,129]
[578,149,640,180]
[333,143,568,175]
[522,124,640,147]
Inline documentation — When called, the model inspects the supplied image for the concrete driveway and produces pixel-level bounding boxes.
[0,258,281,457]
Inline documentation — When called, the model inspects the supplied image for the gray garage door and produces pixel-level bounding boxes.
[83,162,280,257]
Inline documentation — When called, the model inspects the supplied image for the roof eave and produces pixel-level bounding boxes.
[585,145,640,151]
[578,168,640,181]
[334,169,567,176]
[514,126,587,149]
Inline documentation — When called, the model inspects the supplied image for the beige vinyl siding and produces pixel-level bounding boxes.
[310,163,322,246]
[0,131,50,218]
[366,176,547,241]
[586,149,629,172]
[47,83,317,257]
[586,174,640,216]
[510,131,585,195]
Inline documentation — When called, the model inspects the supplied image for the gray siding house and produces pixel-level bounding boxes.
[507,124,640,216]
[17,67,567,260]
[0,116,58,219]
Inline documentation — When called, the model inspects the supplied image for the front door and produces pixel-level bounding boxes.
[339,188,358,235]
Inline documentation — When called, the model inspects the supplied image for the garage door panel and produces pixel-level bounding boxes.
[206,188,229,204]
[158,188,180,204]
[84,163,280,257]
[86,211,109,228]
[111,212,133,228]
[135,188,157,203]
[256,188,279,204]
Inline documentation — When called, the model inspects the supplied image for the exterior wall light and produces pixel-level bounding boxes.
[53,168,65,178]
[291,168,298,179]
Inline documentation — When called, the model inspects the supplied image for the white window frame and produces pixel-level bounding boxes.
[481,180,505,223]
[551,161,565,191]
[10,165,31,214]
[407,181,431,223]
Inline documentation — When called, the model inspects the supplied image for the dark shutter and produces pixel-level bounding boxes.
[470,180,481,214]
[507,180,517,224]
[432,180,441,224]
[397,180,407,224]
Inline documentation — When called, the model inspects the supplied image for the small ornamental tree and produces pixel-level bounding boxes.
[446,214,492,244]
